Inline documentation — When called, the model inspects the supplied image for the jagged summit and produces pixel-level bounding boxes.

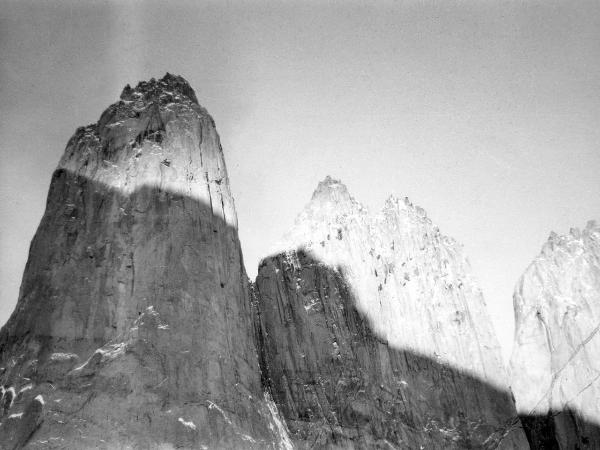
[67,74,210,173]
[120,73,199,104]
[256,178,527,448]
[311,175,347,196]
[307,177,433,225]
[309,176,356,208]
[279,177,464,257]
[58,75,238,227]
[382,194,413,215]
[532,220,600,264]
[280,176,364,237]
[551,219,598,237]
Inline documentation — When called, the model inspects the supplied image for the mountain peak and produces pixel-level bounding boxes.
[310,176,354,206]
[120,73,199,104]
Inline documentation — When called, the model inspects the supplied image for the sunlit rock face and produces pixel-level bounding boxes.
[0,75,292,449]
[510,221,600,449]
[254,177,528,448]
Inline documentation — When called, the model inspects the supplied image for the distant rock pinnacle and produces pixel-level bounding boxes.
[510,220,600,448]
[254,177,528,448]
[310,176,353,203]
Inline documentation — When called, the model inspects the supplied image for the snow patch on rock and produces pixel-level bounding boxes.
[177,417,197,431]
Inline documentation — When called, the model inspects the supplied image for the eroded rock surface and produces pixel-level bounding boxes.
[0,74,292,449]
[510,221,600,449]
[254,177,528,449]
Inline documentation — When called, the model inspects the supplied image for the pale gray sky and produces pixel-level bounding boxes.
[1,0,599,361]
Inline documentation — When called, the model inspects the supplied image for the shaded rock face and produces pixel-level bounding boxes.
[254,177,528,449]
[0,74,292,449]
[510,221,600,449]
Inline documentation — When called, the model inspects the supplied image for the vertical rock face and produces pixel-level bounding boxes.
[0,74,292,449]
[510,221,600,449]
[254,177,528,448]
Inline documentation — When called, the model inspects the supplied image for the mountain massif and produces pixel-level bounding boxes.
[0,75,597,449]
